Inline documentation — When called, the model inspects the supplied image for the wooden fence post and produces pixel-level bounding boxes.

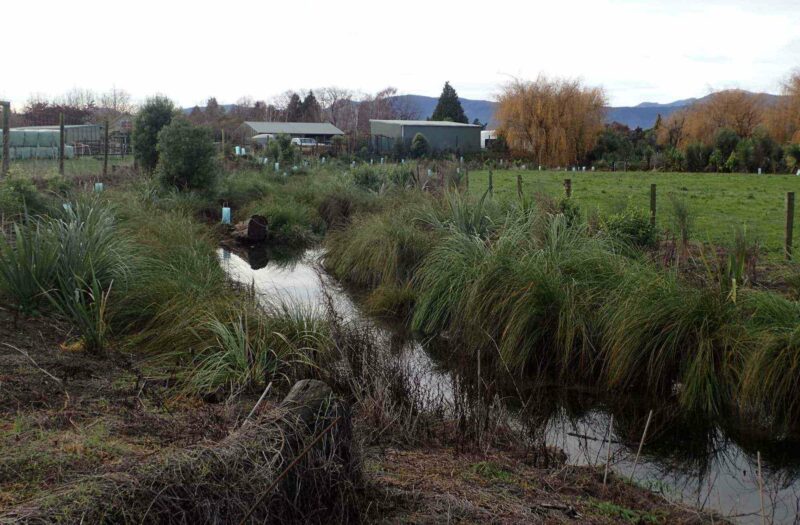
[59,113,65,176]
[465,168,469,192]
[787,192,795,261]
[650,184,657,227]
[488,170,493,196]
[564,178,572,198]
[517,173,523,200]
[1,101,9,178]
[102,117,109,178]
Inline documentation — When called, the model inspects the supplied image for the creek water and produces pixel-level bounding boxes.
[219,247,800,524]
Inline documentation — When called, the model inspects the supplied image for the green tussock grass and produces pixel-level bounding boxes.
[324,193,436,288]
[599,270,743,416]
[740,291,800,428]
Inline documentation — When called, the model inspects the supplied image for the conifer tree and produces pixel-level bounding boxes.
[431,81,468,123]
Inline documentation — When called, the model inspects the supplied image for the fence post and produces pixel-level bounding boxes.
[1,101,9,178]
[786,192,795,261]
[650,184,657,227]
[564,178,572,198]
[221,129,225,156]
[59,112,65,176]
[517,173,523,200]
[103,117,109,178]
[465,168,469,192]
[488,170,493,196]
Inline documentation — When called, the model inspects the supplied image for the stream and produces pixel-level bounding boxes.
[220,247,800,524]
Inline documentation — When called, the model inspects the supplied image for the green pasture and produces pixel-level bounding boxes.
[468,169,800,258]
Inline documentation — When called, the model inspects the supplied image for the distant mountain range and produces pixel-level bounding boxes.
[183,91,780,131]
[393,92,781,130]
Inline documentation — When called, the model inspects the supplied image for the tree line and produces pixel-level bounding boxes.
[11,87,134,126]
[495,69,800,173]
[184,87,418,145]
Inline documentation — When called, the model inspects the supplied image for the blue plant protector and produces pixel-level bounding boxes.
[274,162,280,172]
[94,182,104,192]
[221,206,231,225]
[235,146,241,156]
[62,203,72,212]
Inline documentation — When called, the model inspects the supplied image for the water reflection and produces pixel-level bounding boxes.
[218,247,800,524]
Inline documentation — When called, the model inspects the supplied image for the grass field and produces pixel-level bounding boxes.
[468,169,800,258]
[5,156,134,178]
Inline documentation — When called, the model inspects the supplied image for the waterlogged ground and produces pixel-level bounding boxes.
[219,247,800,524]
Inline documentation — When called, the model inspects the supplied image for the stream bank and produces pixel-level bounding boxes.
[221,247,787,524]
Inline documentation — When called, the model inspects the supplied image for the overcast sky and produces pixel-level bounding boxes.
[2,0,799,108]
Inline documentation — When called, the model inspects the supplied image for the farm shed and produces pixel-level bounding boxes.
[236,122,344,144]
[370,120,481,154]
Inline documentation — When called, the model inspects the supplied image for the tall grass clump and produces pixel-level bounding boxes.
[325,199,436,289]
[410,231,488,335]
[113,201,229,336]
[740,291,800,429]
[51,198,132,294]
[417,189,497,238]
[600,270,742,416]
[0,221,58,312]
[0,197,130,352]
[162,295,327,396]
[413,212,628,378]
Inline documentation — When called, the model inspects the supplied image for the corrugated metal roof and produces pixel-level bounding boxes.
[369,120,481,128]
[242,122,344,135]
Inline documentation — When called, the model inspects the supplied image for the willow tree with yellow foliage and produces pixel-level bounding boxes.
[495,76,607,166]
[656,89,768,149]
[766,70,800,144]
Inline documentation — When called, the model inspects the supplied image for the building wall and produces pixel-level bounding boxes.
[371,122,481,153]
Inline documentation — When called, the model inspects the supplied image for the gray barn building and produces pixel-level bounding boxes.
[370,120,481,154]
[236,122,344,144]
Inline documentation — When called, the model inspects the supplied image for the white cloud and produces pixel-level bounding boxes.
[0,0,798,108]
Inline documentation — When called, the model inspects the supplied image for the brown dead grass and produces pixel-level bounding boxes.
[362,447,722,524]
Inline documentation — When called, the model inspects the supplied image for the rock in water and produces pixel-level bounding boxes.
[247,215,268,242]
[232,215,269,243]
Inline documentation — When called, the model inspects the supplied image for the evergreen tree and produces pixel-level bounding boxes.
[132,96,175,172]
[410,133,430,158]
[431,81,468,124]
[300,91,321,122]
[157,119,217,191]
[286,93,302,121]
[204,97,221,126]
